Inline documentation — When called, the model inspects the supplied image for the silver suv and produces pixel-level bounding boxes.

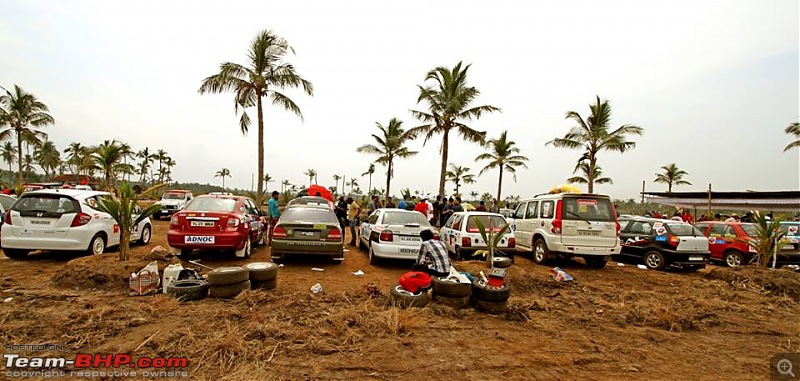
[512,193,620,268]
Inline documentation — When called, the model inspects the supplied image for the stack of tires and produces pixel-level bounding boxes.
[430,277,471,309]
[471,279,511,314]
[388,284,429,308]
[245,262,278,290]
[166,279,209,301]
[208,267,250,298]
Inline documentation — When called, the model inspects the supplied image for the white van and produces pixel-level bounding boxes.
[512,193,620,268]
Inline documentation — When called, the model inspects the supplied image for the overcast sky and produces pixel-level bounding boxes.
[1,0,798,200]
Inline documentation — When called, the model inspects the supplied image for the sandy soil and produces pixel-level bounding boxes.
[1,220,798,380]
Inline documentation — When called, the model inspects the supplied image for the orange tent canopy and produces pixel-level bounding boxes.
[308,185,334,202]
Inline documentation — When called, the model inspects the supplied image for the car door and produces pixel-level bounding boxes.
[512,203,530,248]
[620,220,653,259]
[243,199,261,241]
[706,223,728,260]
[440,215,455,252]
[451,214,464,249]
[360,210,379,244]
[88,195,121,247]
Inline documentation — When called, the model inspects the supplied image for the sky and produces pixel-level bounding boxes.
[1,0,798,201]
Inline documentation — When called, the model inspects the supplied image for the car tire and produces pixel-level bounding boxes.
[368,244,379,265]
[431,293,470,309]
[492,256,513,269]
[644,250,666,270]
[585,257,608,269]
[207,267,249,286]
[234,239,251,259]
[137,224,152,245]
[3,249,29,259]
[533,239,550,265]
[359,236,367,251]
[209,280,250,298]
[471,298,508,314]
[388,284,430,308]
[723,250,744,268]
[245,262,278,281]
[431,277,471,298]
[471,279,511,302]
[251,277,278,290]
[256,231,267,246]
[87,234,106,256]
[166,279,209,301]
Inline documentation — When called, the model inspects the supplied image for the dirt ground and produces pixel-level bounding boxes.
[1,220,799,381]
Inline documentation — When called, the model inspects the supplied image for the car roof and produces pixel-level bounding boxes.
[453,211,506,217]
[521,193,611,201]
[165,189,192,193]
[696,221,750,225]
[378,208,421,213]
[291,196,329,202]
[22,189,108,198]
[195,194,244,200]
[620,216,688,224]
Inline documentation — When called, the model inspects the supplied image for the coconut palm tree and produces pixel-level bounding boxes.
[64,142,86,176]
[95,182,161,261]
[357,118,417,199]
[152,149,170,183]
[92,140,133,189]
[22,154,34,179]
[33,139,60,179]
[136,147,155,183]
[0,141,17,173]
[445,164,476,196]
[469,191,479,201]
[475,131,529,202]
[654,163,691,193]
[215,167,231,189]
[783,122,800,152]
[0,85,54,185]
[546,96,643,193]
[163,157,176,183]
[332,174,342,194]
[408,61,500,199]
[348,178,359,195]
[304,169,317,186]
[199,29,313,205]
[568,161,613,186]
[281,179,290,194]
[263,173,275,191]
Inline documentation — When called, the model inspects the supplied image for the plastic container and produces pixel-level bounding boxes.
[162,264,184,293]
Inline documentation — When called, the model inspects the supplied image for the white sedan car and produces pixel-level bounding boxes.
[358,208,439,264]
[1,189,152,259]
[440,212,516,260]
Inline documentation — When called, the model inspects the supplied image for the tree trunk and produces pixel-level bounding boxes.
[256,96,265,206]
[16,129,23,185]
[386,160,392,200]
[455,180,460,196]
[497,164,504,202]
[119,230,131,261]
[438,129,449,199]
[668,181,673,193]
[368,173,372,196]
[222,176,226,189]
[588,155,596,193]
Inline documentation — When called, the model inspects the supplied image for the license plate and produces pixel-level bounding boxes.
[400,248,418,254]
[689,256,704,261]
[578,230,600,236]
[185,236,215,244]
[296,231,320,238]
[399,236,420,242]
[28,219,51,226]
[190,221,215,227]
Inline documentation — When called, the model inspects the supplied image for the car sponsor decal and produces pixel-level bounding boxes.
[716,239,726,244]
[577,199,598,206]
[313,224,327,230]
[655,226,667,236]
[655,235,667,241]
[282,241,330,247]
[789,226,798,235]
[399,248,418,254]
[708,237,716,244]
[185,236,215,244]
[93,213,100,220]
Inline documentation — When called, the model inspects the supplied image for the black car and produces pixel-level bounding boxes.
[615,217,710,270]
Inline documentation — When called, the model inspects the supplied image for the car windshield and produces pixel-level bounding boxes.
[0,195,15,210]
[466,215,508,232]
[741,224,759,237]
[666,223,703,236]
[12,194,79,214]
[289,197,329,206]
[282,208,338,223]
[162,193,186,200]
[562,196,615,222]
[185,197,236,212]
[383,212,430,226]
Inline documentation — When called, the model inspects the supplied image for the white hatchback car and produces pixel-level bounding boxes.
[358,208,438,264]
[439,212,516,260]
[1,189,152,259]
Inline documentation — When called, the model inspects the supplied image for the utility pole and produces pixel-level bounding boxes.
[641,180,645,204]
[707,183,712,219]
[250,173,254,192]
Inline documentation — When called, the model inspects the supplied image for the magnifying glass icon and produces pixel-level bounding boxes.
[778,359,796,377]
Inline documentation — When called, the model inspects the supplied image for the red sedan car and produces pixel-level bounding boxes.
[167,194,267,258]
[694,221,800,267]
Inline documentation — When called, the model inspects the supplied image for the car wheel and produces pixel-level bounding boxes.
[471,279,511,303]
[234,239,251,259]
[207,266,249,286]
[256,231,267,246]
[88,234,106,256]
[209,280,250,299]
[251,277,278,290]
[3,249,29,259]
[431,294,470,310]
[644,250,666,270]
[388,284,430,308]
[492,256,513,269]
[585,257,608,269]
[533,239,550,265]
[245,262,278,281]
[368,244,379,265]
[723,250,744,268]
[137,224,151,245]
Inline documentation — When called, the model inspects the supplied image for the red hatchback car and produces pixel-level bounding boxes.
[694,221,800,267]
[167,194,267,258]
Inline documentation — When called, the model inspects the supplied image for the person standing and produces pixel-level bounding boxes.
[453,197,465,213]
[476,200,487,212]
[347,197,361,246]
[398,195,409,210]
[414,195,430,217]
[385,197,396,208]
[432,196,442,227]
[488,199,500,213]
[424,196,434,223]
[406,196,417,211]
[412,230,451,277]
[368,195,379,215]
[267,191,281,246]
[335,196,348,231]
[440,197,455,227]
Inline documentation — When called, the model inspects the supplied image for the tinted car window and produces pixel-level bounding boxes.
[513,203,526,219]
[741,224,758,237]
[0,195,15,211]
[452,215,464,230]
[163,193,186,200]
[526,202,538,219]
[562,197,614,222]
[383,212,431,225]
[666,223,703,236]
[13,194,79,214]
[282,208,338,223]
[185,197,237,212]
[627,221,653,235]
[466,215,508,232]
[722,225,737,237]
[708,224,726,236]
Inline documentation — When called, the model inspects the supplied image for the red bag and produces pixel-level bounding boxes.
[398,271,431,293]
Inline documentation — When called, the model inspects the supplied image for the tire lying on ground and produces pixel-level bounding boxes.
[166,279,209,301]
[251,277,278,290]
[210,280,251,298]
[207,267,249,286]
[471,298,508,314]
[245,262,278,282]
[492,256,513,269]
[389,284,430,308]
[471,279,511,303]
[431,277,471,298]
[431,293,470,309]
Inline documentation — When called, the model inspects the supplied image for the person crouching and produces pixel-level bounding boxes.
[412,230,451,277]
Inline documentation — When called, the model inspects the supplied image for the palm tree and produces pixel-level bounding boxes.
[153,149,169,183]
[546,95,643,193]
[198,29,313,205]
[263,173,275,191]
[445,164,476,196]
[568,161,613,186]
[215,168,231,189]
[469,191,479,201]
[95,182,161,261]
[0,141,17,173]
[332,174,342,194]
[0,85,54,185]
[357,118,417,198]
[64,142,85,176]
[304,169,317,186]
[475,131,529,202]
[654,163,691,193]
[92,140,131,189]
[22,154,34,178]
[33,139,60,179]
[348,178,359,195]
[783,122,800,152]
[136,147,155,183]
[409,61,500,199]
[163,157,176,183]
[281,179,290,194]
